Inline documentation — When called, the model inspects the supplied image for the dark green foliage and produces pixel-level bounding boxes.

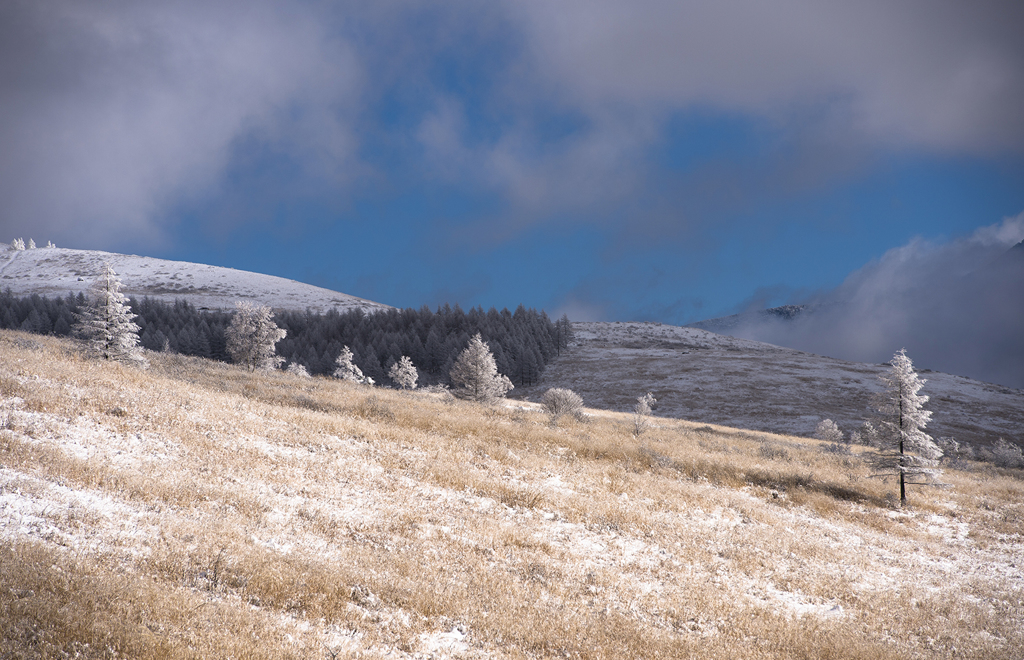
[0,289,560,386]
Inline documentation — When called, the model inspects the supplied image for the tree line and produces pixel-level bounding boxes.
[0,288,573,387]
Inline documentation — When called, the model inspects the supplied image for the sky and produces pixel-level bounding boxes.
[2,0,1024,381]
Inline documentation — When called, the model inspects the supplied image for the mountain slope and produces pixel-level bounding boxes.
[0,245,389,314]
[518,322,1024,448]
[2,331,1022,658]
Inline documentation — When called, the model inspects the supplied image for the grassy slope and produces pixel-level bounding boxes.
[1,330,1022,659]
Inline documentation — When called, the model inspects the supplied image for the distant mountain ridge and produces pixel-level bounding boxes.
[0,244,389,314]
[686,303,814,333]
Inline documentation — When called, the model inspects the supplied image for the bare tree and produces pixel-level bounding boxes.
[389,355,418,390]
[870,349,943,506]
[449,333,513,402]
[74,262,145,364]
[225,302,286,372]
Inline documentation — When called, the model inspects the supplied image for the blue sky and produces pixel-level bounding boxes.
[3,0,1024,327]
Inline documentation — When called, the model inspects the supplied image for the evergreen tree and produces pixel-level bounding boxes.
[389,355,418,390]
[225,301,286,371]
[334,345,372,385]
[449,333,513,402]
[870,349,943,506]
[74,263,145,364]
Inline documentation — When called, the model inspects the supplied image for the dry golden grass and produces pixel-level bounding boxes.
[1,329,1022,659]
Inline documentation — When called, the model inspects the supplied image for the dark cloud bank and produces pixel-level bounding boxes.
[729,216,1024,389]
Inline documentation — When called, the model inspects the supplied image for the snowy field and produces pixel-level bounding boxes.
[518,321,1024,448]
[0,244,389,314]
[1,331,1022,658]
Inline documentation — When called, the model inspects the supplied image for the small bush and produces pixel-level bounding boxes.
[989,438,1024,469]
[542,388,585,422]
[815,419,844,444]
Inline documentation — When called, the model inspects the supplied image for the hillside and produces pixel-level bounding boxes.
[517,322,1024,449]
[3,244,1020,449]
[0,244,389,314]
[2,331,1022,658]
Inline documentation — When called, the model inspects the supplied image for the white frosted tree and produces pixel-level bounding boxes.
[870,349,943,506]
[11,238,25,250]
[449,333,513,402]
[633,392,656,436]
[74,262,145,364]
[225,301,286,372]
[815,419,844,444]
[334,346,373,385]
[389,355,418,390]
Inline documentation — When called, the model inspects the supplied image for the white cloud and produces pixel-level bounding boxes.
[734,213,1024,387]
[0,0,361,246]
[510,0,1024,154]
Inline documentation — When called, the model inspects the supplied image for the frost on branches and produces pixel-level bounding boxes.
[870,349,943,506]
[334,346,373,385]
[74,262,145,364]
[815,419,844,444]
[389,355,418,390]
[633,392,656,437]
[449,333,513,402]
[225,302,286,372]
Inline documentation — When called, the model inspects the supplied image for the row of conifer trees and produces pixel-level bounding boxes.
[0,289,572,387]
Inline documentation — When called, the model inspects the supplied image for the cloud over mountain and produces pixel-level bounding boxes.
[730,214,1024,388]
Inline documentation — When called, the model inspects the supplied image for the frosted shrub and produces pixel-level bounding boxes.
[542,388,585,422]
[990,438,1023,469]
[11,238,25,250]
[815,419,844,444]
[286,362,311,377]
[858,421,879,447]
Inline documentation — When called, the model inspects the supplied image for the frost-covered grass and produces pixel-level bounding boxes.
[1,330,1023,659]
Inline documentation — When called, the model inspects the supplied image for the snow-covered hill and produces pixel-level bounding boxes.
[0,244,389,314]
[518,321,1024,448]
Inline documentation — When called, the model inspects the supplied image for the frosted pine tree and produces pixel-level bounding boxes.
[449,333,513,401]
[870,349,943,506]
[389,355,418,390]
[225,302,286,371]
[74,262,145,364]
[334,346,372,385]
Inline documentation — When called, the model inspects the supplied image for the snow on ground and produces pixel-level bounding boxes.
[2,357,1023,657]
[518,321,1024,446]
[0,244,389,314]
